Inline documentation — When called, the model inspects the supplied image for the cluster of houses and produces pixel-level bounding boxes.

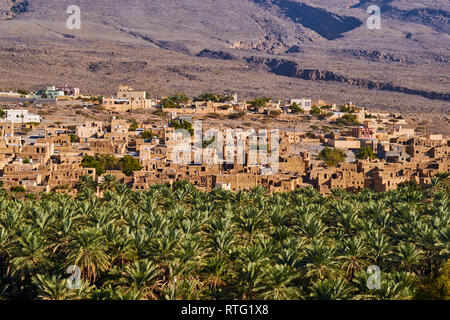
[0,109,41,124]
[0,85,81,100]
[0,111,447,195]
[0,85,448,195]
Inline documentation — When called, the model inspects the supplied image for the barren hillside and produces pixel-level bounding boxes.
[0,0,448,129]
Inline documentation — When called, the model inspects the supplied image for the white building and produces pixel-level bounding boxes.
[1,110,41,124]
[233,93,238,105]
[0,91,21,98]
[289,99,312,112]
[45,86,65,99]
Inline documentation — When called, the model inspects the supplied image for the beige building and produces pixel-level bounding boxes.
[328,137,361,150]
[76,121,104,140]
[103,85,155,112]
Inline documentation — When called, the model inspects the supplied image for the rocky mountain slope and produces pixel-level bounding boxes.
[0,0,448,122]
[0,0,28,19]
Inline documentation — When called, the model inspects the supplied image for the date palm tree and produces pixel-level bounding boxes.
[301,241,340,281]
[363,230,393,266]
[339,237,368,281]
[310,278,353,300]
[67,228,111,283]
[259,264,300,300]
[77,174,97,191]
[99,174,118,192]
[0,228,13,266]
[109,259,162,300]
[1,176,448,300]
[237,262,266,300]
[394,243,423,273]
[33,274,73,300]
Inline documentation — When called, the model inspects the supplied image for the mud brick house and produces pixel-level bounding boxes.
[261,174,304,192]
[0,123,14,137]
[87,139,127,156]
[48,164,96,190]
[373,168,412,192]
[0,97,448,196]
[103,85,154,112]
[406,136,447,159]
[328,137,361,150]
[0,136,21,155]
[18,142,54,165]
[212,173,261,191]
[309,163,365,194]
[76,121,104,140]
[278,155,307,174]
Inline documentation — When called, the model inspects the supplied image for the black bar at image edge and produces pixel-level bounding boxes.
[1,300,448,318]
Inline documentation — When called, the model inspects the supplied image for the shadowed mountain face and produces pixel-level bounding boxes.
[253,0,363,40]
[0,0,448,122]
[353,0,450,34]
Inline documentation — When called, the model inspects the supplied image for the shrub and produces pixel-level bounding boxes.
[335,114,360,126]
[356,146,377,160]
[228,112,246,120]
[318,147,347,167]
[10,186,26,193]
[140,130,155,140]
[290,102,304,114]
[153,109,167,117]
[248,97,270,108]
[82,154,141,176]
[161,93,189,108]
[170,120,194,136]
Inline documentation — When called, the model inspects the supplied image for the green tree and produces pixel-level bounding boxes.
[290,102,304,113]
[248,97,270,108]
[82,154,141,177]
[119,156,141,176]
[415,261,450,300]
[335,114,360,126]
[69,134,78,143]
[99,174,118,192]
[76,174,97,191]
[10,186,26,193]
[140,130,155,140]
[195,93,218,102]
[356,146,377,160]
[170,120,194,136]
[109,260,162,299]
[310,278,353,300]
[318,147,347,167]
[310,106,321,117]
[128,119,138,132]
[67,229,111,283]
[0,174,448,301]
[161,94,189,108]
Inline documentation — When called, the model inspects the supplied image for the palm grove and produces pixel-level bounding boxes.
[0,174,449,300]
